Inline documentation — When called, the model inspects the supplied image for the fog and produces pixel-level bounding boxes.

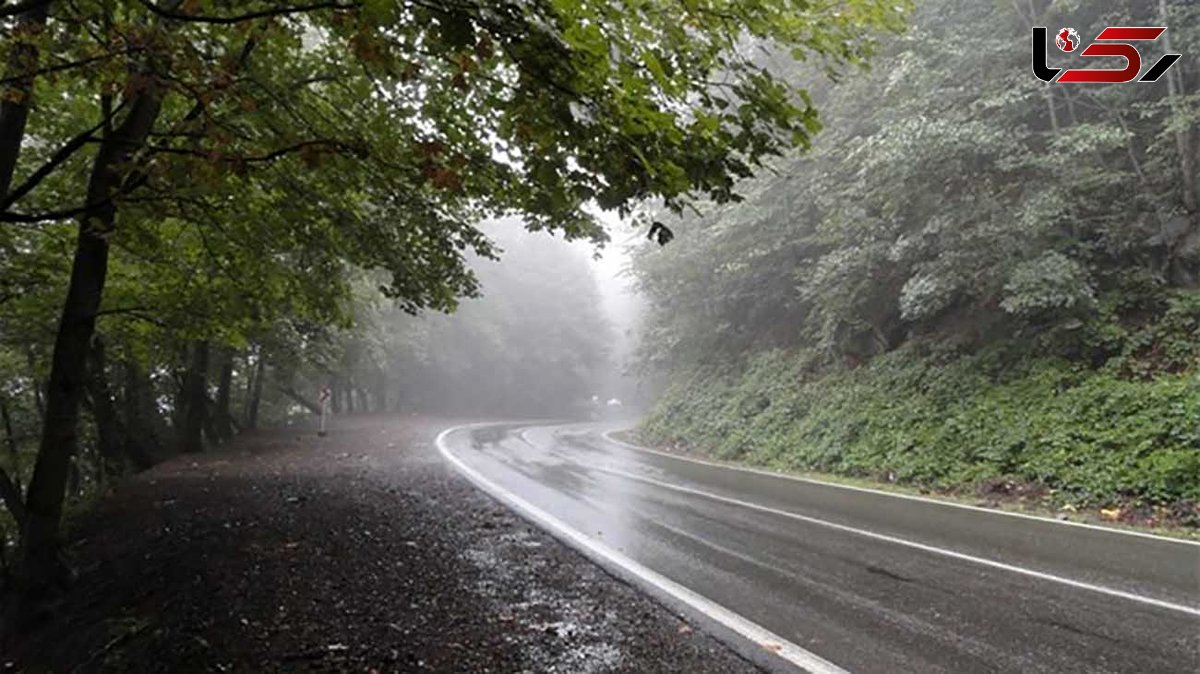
[338,218,650,419]
[579,226,652,413]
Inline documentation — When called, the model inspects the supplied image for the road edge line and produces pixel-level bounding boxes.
[436,424,848,674]
[589,462,1200,617]
[600,429,1200,547]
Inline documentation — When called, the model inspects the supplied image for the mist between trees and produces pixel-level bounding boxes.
[322,221,621,419]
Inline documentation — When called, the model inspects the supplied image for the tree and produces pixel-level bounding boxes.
[0,0,907,609]
[633,0,1198,368]
[629,0,1200,513]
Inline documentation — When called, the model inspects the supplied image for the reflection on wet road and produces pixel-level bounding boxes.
[440,422,1200,674]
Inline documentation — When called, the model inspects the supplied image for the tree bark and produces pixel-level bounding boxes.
[0,396,25,528]
[329,379,343,415]
[120,359,158,471]
[213,349,235,442]
[84,335,123,475]
[0,1,49,199]
[17,88,163,598]
[245,349,265,430]
[182,341,209,454]
[25,348,43,422]
[0,465,26,531]
[1,396,21,494]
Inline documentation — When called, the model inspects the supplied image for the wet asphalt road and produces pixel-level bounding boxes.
[439,422,1200,674]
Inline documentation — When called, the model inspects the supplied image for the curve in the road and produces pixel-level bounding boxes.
[436,423,844,673]
[438,421,1200,674]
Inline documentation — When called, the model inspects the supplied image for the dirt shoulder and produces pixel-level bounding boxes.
[6,415,756,673]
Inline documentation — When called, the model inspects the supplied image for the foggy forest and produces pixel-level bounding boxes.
[0,0,1196,671]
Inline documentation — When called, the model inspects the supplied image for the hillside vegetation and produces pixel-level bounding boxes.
[632,0,1200,521]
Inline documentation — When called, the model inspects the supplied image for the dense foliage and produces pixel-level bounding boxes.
[632,0,1200,513]
[641,347,1200,513]
[0,0,905,609]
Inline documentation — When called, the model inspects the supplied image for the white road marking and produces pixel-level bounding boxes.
[600,429,1200,547]
[436,424,848,674]
[583,461,1200,618]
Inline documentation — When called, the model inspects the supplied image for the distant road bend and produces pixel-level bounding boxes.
[436,422,1200,674]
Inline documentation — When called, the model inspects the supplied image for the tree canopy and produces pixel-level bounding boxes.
[0,0,906,612]
[633,0,1199,370]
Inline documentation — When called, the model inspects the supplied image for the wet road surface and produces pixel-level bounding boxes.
[438,422,1200,673]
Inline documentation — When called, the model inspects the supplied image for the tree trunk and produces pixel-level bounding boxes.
[182,341,209,454]
[0,396,25,528]
[213,349,235,442]
[0,464,25,530]
[1,396,21,494]
[25,348,43,422]
[0,1,50,199]
[17,83,163,599]
[329,379,343,415]
[16,229,113,597]
[83,335,123,476]
[245,349,265,430]
[1043,88,1058,134]
[1158,0,1198,285]
[1160,0,1196,214]
[374,374,388,413]
[120,359,158,471]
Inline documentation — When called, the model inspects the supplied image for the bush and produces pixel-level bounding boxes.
[640,346,1200,508]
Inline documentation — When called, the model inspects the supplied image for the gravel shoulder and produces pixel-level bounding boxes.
[5,415,758,673]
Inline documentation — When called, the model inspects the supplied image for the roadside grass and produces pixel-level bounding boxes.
[625,346,1200,542]
[610,429,1200,542]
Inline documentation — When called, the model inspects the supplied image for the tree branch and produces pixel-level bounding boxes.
[0,465,26,529]
[0,49,136,87]
[144,138,365,164]
[1,102,128,211]
[0,170,149,223]
[135,0,359,24]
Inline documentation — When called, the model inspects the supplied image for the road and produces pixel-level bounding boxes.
[437,421,1200,674]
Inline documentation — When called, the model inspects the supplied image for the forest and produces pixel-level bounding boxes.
[0,0,907,627]
[1,0,1198,643]
[631,0,1200,525]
